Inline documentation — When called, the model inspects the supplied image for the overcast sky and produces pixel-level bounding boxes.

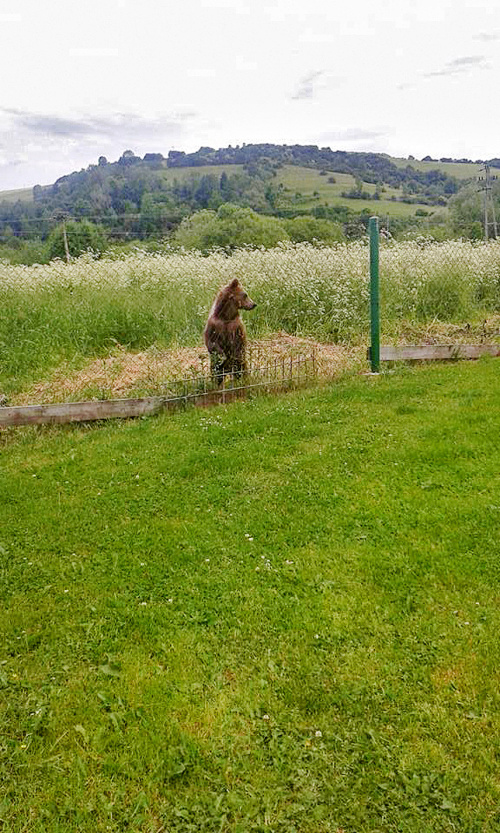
[0,0,499,189]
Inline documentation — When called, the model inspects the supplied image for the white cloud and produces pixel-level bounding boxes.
[0,0,499,187]
[321,128,388,143]
[424,54,490,78]
[474,31,500,42]
[0,107,199,188]
[68,47,120,58]
[291,71,325,101]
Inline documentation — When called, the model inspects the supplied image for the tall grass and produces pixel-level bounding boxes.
[1,240,500,390]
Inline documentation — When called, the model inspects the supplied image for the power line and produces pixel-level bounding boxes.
[0,213,164,224]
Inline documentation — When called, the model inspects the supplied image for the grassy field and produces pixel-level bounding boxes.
[161,163,445,218]
[143,162,433,217]
[1,359,500,831]
[391,158,500,180]
[1,240,500,401]
[161,164,245,183]
[0,186,33,203]
[274,166,435,218]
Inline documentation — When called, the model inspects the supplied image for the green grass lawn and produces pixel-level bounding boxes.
[2,360,500,832]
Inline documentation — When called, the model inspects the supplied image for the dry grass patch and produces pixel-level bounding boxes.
[12,316,500,406]
[14,334,364,404]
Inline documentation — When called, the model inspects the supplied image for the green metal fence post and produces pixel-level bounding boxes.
[369,216,380,373]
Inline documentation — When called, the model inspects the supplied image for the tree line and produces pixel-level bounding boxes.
[0,144,498,262]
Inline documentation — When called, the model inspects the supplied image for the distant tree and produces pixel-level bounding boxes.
[194,174,220,209]
[219,171,232,201]
[172,210,217,250]
[98,156,108,166]
[209,203,289,249]
[118,150,140,166]
[448,181,485,237]
[343,217,368,239]
[167,150,186,166]
[468,221,484,240]
[448,181,499,238]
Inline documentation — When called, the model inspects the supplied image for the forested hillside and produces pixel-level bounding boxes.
[0,143,499,262]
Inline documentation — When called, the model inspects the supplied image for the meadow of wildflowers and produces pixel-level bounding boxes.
[1,239,499,393]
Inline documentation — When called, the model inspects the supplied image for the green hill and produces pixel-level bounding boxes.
[274,166,440,218]
[392,157,500,180]
[0,186,33,203]
[0,144,499,250]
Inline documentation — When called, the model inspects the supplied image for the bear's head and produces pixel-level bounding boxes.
[228,278,256,311]
[214,279,256,319]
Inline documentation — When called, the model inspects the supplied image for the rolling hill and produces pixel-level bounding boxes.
[0,144,499,246]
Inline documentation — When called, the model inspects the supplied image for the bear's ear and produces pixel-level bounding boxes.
[229,278,239,289]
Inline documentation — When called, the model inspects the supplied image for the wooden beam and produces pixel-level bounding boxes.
[374,344,500,362]
[0,388,249,428]
[0,396,165,428]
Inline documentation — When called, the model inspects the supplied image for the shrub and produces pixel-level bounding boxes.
[283,216,344,244]
[47,220,108,260]
[173,204,289,252]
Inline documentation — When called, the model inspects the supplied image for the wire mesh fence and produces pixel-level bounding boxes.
[4,333,353,405]
[378,237,500,328]
[1,237,500,418]
[160,350,318,408]
[0,349,325,428]
[7,336,352,409]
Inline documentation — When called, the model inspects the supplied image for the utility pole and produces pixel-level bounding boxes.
[478,164,498,241]
[61,218,71,264]
[52,211,71,262]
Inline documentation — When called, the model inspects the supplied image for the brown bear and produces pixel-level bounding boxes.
[204,278,256,385]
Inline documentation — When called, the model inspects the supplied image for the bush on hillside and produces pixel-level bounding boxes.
[173,203,290,251]
[283,216,344,244]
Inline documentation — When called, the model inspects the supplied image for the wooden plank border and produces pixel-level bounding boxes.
[0,356,320,428]
[370,344,500,363]
[0,396,166,428]
[0,388,253,428]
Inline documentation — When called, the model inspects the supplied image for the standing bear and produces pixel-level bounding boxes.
[204,278,256,385]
